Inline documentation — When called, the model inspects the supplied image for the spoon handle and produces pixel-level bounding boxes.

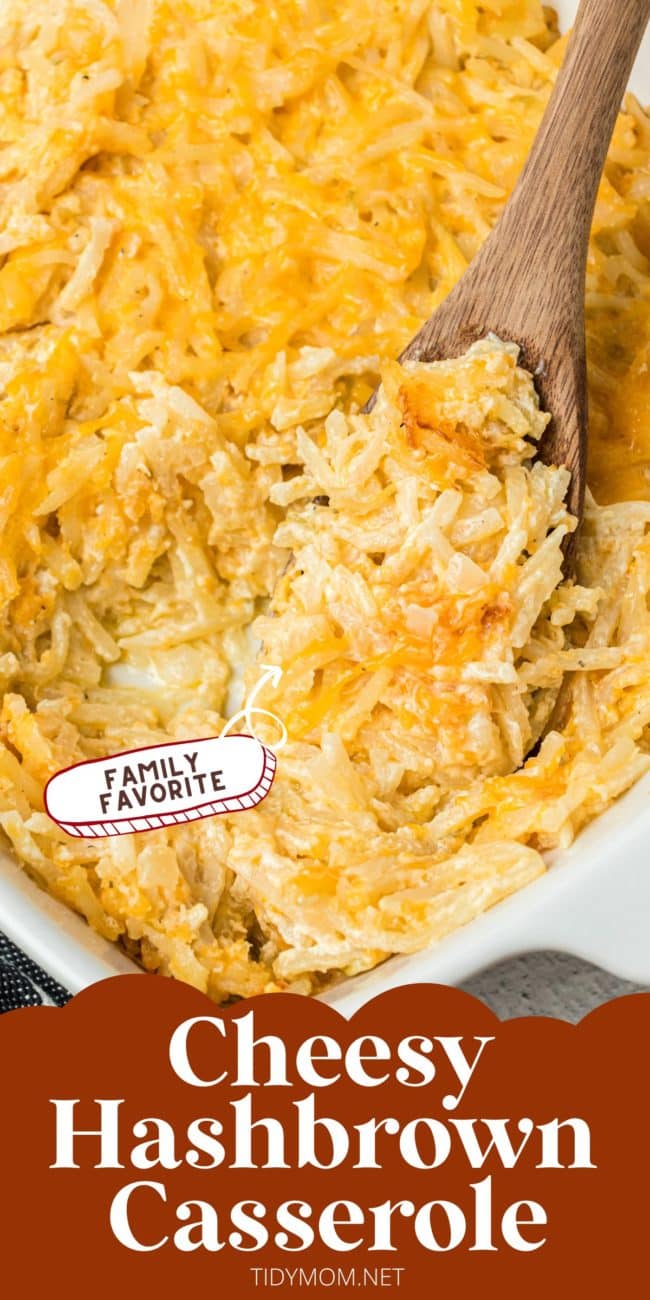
[401,0,649,530]
[405,0,649,359]
[499,0,650,294]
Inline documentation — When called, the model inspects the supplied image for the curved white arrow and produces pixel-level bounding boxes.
[220,663,287,751]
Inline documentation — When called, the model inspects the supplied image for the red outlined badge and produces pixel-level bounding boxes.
[45,665,285,839]
[45,734,276,838]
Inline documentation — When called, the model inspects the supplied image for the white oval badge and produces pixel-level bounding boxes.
[45,734,276,838]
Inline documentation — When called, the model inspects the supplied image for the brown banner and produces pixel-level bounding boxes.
[0,976,647,1295]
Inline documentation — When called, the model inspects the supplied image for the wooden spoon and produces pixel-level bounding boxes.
[374,0,649,560]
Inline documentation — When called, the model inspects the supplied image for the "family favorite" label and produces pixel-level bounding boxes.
[44,735,276,838]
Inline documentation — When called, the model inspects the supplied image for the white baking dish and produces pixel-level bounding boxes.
[2,0,649,1010]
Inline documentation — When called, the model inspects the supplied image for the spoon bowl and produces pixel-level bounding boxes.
[373,0,650,568]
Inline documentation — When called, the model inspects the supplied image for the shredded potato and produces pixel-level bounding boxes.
[0,0,649,998]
